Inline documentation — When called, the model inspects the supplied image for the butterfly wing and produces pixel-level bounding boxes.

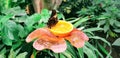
[47,10,58,28]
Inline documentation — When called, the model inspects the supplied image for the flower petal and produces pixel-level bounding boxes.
[65,29,89,48]
[33,37,67,53]
[50,38,67,53]
[26,28,55,43]
[73,29,89,41]
[33,39,45,50]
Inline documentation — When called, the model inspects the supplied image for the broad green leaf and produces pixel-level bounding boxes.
[41,9,50,23]
[8,49,16,58]
[0,48,6,54]
[0,54,5,58]
[0,44,4,51]
[25,13,41,26]
[16,52,28,58]
[112,38,120,46]
[2,6,26,15]
[1,20,19,46]
[12,41,22,50]
[74,17,89,27]
[3,20,18,40]
[36,23,46,28]
[114,20,120,27]
[114,29,120,33]
[0,14,13,23]
[18,24,26,38]
[25,13,41,31]
[109,19,115,26]
[97,20,106,27]
[103,23,109,32]
[1,37,12,46]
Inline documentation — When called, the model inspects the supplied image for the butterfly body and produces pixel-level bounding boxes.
[47,10,58,28]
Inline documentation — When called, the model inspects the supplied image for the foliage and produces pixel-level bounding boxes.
[60,0,120,38]
[1,0,120,58]
[59,0,120,57]
[112,38,120,46]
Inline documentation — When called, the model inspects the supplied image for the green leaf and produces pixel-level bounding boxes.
[109,19,115,26]
[0,54,5,58]
[85,42,103,58]
[36,23,46,28]
[83,28,103,32]
[25,13,41,26]
[12,41,22,50]
[0,48,6,54]
[0,14,13,23]
[103,23,109,32]
[16,52,28,58]
[12,0,17,2]
[114,20,120,27]
[89,36,111,46]
[68,18,80,23]
[1,20,19,46]
[108,30,117,37]
[25,13,41,31]
[83,46,97,58]
[97,15,107,20]
[4,0,12,9]
[77,48,84,58]
[74,17,89,27]
[112,38,120,46]
[66,41,78,58]
[3,20,18,40]
[41,9,50,23]
[61,52,72,58]
[1,37,12,46]
[90,37,112,58]
[18,24,26,38]
[57,12,65,20]
[8,49,16,58]
[2,6,26,16]
[114,29,120,33]
[59,53,66,58]
[97,20,106,27]
[98,43,112,58]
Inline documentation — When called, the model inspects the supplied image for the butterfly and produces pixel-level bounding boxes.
[47,10,58,28]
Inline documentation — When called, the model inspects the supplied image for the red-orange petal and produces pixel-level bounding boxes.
[26,28,56,43]
[72,29,89,41]
[50,38,67,53]
[33,37,67,53]
[65,29,89,48]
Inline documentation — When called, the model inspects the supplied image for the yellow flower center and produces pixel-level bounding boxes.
[49,20,73,37]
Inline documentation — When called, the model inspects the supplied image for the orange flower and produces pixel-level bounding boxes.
[26,20,89,53]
